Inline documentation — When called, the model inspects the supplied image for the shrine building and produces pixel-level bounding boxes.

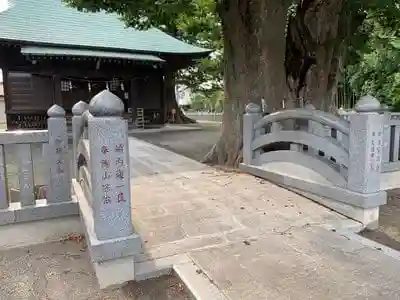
[0,0,210,129]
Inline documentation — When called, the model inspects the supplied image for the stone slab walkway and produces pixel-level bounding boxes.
[129,138,400,299]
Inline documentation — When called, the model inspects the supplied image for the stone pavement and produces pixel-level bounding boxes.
[129,137,400,299]
[0,239,194,300]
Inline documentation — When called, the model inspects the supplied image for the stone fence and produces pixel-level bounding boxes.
[338,108,400,173]
[240,95,387,228]
[71,90,141,289]
[184,111,223,122]
[0,105,79,251]
[0,105,77,226]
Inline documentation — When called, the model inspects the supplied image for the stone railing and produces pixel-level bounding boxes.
[338,108,400,173]
[241,95,387,228]
[0,105,77,227]
[71,90,141,289]
[379,111,400,172]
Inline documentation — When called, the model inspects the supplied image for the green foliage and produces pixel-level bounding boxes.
[66,0,400,109]
[190,89,223,112]
[344,8,400,107]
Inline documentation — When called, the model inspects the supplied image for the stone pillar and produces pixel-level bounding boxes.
[381,104,391,165]
[347,95,385,194]
[47,105,71,203]
[346,95,386,228]
[87,90,133,240]
[243,103,262,165]
[72,101,88,178]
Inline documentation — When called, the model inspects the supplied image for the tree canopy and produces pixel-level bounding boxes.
[66,0,400,166]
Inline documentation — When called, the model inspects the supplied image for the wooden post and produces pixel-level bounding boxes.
[87,90,133,240]
[243,103,262,165]
[72,101,88,178]
[47,105,71,203]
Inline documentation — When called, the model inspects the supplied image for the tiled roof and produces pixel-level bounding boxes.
[0,0,210,55]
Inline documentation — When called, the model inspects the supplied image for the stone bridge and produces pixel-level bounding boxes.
[0,90,400,299]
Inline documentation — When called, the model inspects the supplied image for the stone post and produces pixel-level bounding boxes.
[47,105,71,203]
[381,104,391,165]
[243,103,262,165]
[87,90,133,240]
[347,95,385,194]
[72,101,88,178]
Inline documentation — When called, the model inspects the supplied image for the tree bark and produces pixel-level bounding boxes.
[204,0,290,166]
[285,0,350,112]
[163,71,196,124]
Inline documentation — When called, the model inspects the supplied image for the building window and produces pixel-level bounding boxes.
[61,80,72,92]
[110,78,119,91]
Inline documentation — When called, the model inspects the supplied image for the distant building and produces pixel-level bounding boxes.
[0,0,210,129]
[175,85,192,106]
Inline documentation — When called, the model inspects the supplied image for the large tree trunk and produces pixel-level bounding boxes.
[204,0,290,166]
[285,0,351,112]
[163,71,196,124]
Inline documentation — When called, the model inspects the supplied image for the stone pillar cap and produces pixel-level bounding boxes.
[355,95,381,113]
[47,104,65,117]
[89,90,125,117]
[245,102,261,114]
[72,101,88,116]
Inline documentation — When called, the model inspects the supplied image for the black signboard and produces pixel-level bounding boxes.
[7,113,48,130]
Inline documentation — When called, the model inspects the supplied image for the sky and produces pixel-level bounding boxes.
[0,0,8,12]
[0,1,5,81]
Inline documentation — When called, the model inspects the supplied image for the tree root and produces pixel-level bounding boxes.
[202,140,243,169]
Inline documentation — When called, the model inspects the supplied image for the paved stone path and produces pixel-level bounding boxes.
[129,137,400,300]
[0,240,194,300]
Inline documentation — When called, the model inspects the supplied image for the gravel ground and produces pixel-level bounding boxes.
[360,189,400,251]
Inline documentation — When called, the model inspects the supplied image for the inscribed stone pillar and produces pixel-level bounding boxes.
[243,103,262,165]
[87,90,133,240]
[72,101,88,178]
[347,95,384,194]
[47,105,71,203]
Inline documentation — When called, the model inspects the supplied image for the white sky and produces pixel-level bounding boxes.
[0,0,8,12]
[0,0,8,81]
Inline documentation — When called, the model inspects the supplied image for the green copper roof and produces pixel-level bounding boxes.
[0,0,210,55]
[21,46,165,62]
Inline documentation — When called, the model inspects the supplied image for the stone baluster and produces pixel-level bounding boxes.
[72,101,88,178]
[87,90,133,240]
[304,103,332,157]
[243,103,262,165]
[47,105,71,203]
